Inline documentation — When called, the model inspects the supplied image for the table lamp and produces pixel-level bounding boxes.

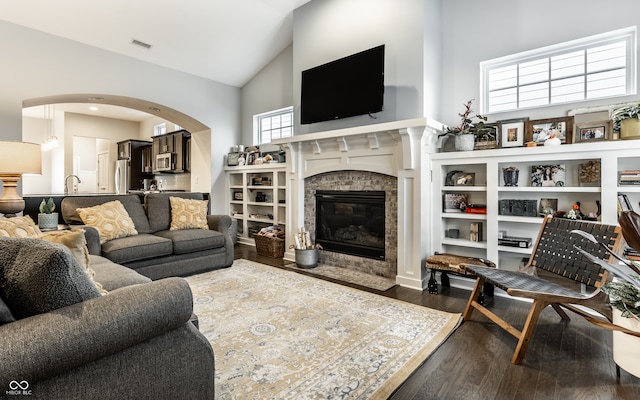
[0,141,42,217]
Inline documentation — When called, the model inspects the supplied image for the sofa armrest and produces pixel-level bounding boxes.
[0,277,194,385]
[207,214,234,266]
[69,225,101,255]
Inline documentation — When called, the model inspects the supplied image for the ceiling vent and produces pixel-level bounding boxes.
[131,39,152,50]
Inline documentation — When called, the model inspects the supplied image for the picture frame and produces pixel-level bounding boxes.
[574,120,612,143]
[525,116,574,145]
[475,123,499,150]
[452,172,475,186]
[443,193,468,213]
[540,198,558,216]
[498,118,528,148]
[227,152,239,166]
[531,165,566,187]
[233,191,243,200]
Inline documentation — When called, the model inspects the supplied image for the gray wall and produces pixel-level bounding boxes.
[0,20,240,213]
[293,0,428,135]
[441,0,640,126]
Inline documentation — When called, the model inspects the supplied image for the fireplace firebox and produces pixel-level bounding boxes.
[315,190,385,260]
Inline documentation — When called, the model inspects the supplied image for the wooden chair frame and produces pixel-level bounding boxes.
[462,215,640,365]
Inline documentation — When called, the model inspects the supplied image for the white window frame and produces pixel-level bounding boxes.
[480,26,637,114]
[154,123,167,137]
[253,106,294,145]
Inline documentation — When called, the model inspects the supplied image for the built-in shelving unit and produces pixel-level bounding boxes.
[225,164,286,246]
[431,140,640,272]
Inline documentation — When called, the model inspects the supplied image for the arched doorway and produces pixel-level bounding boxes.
[22,94,210,195]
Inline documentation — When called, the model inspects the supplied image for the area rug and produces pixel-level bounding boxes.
[281,262,397,291]
[185,259,462,399]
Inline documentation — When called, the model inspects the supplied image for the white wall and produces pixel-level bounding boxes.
[240,45,294,145]
[293,0,429,134]
[0,20,240,212]
[441,0,640,127]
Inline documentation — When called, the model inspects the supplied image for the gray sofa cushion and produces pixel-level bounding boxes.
[154,229,225,255]
[0,237,101,319]
[101,233,173,264]
[145,192,205,232]
[89,255,152,291]
[61,195,152,234]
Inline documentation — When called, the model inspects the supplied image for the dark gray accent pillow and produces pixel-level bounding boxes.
[0,237,101,319]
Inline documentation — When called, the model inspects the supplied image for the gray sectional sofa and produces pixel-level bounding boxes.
[0,236,215,399]
[61,192,233,280]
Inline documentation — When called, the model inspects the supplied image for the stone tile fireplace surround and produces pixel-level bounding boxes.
[274,118,442,290]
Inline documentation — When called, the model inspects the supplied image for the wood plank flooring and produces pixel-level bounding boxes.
[234,244,640,400]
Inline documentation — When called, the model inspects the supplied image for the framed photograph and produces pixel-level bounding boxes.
[233,191,243,201]
[498,118,528,148]
[452,172,475,186]
[525,117,574,145]
[227,152,239,166]
[540,198,558,215]
[475,123,499,150]
[531,165,565,187]
[443,193,468,213]
[574,120,612,143]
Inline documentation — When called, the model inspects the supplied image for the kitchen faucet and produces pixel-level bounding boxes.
[64,175,82,195]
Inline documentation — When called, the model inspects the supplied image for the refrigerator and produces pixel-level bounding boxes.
[115,159,131,194]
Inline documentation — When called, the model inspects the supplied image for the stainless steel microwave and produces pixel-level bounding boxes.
[156,153,175,171]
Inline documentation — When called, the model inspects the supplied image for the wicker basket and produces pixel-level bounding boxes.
[254,234,285,258]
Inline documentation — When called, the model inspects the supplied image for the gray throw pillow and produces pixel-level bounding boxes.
[0,237,101,319]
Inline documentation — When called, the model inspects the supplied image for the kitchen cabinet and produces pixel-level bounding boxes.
[152,129,190,173]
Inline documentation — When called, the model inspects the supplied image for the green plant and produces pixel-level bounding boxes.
[611,101,640,132]
[439,99,491,138]
[39,198,56,214]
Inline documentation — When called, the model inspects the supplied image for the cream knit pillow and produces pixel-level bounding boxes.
[0,216,42,238]
[169,196,209,231]
[76,200,138,244]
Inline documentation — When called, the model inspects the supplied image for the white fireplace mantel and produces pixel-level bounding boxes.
[273,117,443,290]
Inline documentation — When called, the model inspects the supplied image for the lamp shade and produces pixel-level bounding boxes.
[0,141,42,174]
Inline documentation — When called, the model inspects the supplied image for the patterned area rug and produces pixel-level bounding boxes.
[186,259,462,399]
[281,262,397,291]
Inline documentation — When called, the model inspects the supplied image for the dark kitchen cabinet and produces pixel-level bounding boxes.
[152,129,191,173]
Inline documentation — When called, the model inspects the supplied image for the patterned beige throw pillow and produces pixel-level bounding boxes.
[169,196,209,231]
[0,216,42,238]
[76,200,138,244]
[39,229,108,295]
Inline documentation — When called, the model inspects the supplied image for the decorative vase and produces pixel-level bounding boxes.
[620,118,640,140]
[295,248,319,269]
[544,136,561,146]
[612,308,640,378]
[454,134,475,151]
[503,168,519,187]
[38,213,59,230]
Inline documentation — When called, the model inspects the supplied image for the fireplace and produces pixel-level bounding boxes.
[315,190,385,260]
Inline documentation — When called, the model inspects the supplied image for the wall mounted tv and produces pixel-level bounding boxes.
[300,44,385,125]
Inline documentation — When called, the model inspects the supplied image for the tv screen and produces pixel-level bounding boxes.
[301,45,385,125]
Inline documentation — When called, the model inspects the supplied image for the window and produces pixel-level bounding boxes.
[154,123,166,136]
[253,107,294,145]
[481,26,636,114]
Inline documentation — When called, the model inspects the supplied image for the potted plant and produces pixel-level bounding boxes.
[439,99,490,151]
[38,197,59,230]
[611,101,640,140]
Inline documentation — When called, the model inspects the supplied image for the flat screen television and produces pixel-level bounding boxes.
[300,44,385,125]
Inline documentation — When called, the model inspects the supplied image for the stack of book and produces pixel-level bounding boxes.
[619,170,640,185]
[465,204,487,214]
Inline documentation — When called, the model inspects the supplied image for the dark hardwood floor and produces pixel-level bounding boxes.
[234,244,640,400]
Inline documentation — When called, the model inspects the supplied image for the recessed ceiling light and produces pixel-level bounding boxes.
[89,106,99,111]
[87,97,104,101]
[148,107,161,112]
